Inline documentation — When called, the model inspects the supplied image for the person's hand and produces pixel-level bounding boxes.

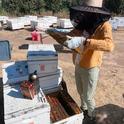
[64,36,86,49]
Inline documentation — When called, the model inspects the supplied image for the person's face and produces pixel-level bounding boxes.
[82,12,99,29]
[70,10,100,31]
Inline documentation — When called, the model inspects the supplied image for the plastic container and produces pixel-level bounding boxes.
[31,30,41,41]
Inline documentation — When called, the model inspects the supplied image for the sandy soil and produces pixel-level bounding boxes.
[0,27,124,124]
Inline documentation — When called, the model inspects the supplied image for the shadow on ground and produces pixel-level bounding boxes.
[25,37,32,41]
[25,27,33,32]
[95,104,124,124]
[19,44,29,49]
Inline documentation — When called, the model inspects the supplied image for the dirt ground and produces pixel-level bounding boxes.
[0,27,124,124]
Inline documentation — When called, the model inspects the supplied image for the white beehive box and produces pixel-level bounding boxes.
[2,43,84,124]
[0,16,9,24]
[7,19,24,30]
[24,15,38,21]
[2,61,28,85]
[18,17,30,26]
[2,60,84,124]
[38,68,63,93]
[109,19,118,30]
[36,19,52,31]
[31,16,57,31]
[28,60,58,76]
[115,17,124,28]
[31,20,38,30]
[109,16,124,30]
[53,114,83,124]
[2,61,50,124]
[57,18,73,28]
[43,16,57,24]
[27,44,58,75]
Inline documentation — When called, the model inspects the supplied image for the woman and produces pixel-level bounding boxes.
[47,0,114,123]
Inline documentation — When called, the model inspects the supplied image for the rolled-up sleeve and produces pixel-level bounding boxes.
[87,22,114,52]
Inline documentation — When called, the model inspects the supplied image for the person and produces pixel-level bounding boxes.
[47,0,114,123]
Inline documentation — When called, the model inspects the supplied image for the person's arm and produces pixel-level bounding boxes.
[86,22,114,52]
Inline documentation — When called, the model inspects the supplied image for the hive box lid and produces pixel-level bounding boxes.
[0,40,11,61]
[27,44,58,60]
[2,61,29,85]
[4,86,50,123]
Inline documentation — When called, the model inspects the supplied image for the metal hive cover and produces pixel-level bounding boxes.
[28,44,57,57]
[0,40,11,61]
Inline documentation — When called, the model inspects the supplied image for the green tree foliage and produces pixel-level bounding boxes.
[3,0,46,15]
[1,0,124,15]
[105,0,124,14]
[45,0,63,15]
[68,0,82,6]
[1,0,83,15]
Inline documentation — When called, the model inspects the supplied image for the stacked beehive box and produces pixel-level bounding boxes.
[27,44,84,124]
[2,43,84,124]
[31,16,57,30]
[27,44,62,92]
[23,15,38,26]
[57,18,73,28]
[0,16,9,24]
[7,19,24,30]
[2,61,50,124]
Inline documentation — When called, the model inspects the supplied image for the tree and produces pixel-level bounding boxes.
[105,0,124,15]
[2,0,46,15]
[45,0,63,15]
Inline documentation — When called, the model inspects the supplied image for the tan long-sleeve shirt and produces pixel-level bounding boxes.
[78,21,114,68]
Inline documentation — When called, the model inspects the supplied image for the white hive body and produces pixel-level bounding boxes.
[31,16,57,30]
[0,16,9,24]
[27,44,62,92]
[2,61,50,124]
[57,18,73,28]
[2,43,84,124]
[27,44,58,75]
[7,19,24,30]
